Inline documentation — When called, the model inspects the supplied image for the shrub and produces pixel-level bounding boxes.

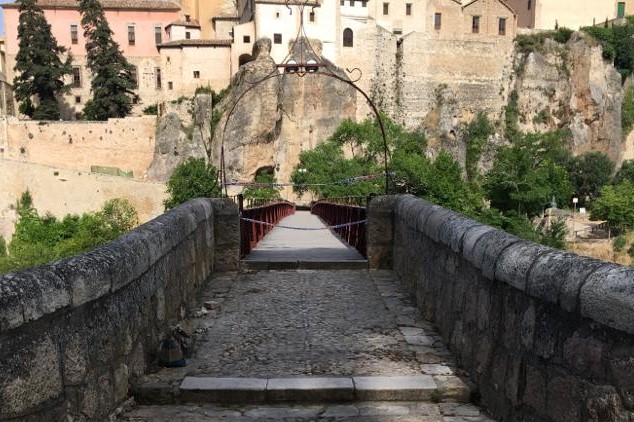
[614,235,626,252]
[143,104,158,115]
[164,157,221,209]
[553,27,574,44]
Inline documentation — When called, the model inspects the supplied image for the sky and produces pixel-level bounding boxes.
[0,0,13,36]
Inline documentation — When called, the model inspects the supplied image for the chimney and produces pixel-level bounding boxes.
[184,14,190,22]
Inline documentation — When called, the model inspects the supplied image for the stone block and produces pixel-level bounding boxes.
[1,336,63,416]
[433,375,471,402]
[545,376,581,421]
[353,375,437,400]
[424,208,460,243]
[527,250,603,312]
[522,365,546,413]
[180,377,267,403]
[494,241,550,291]
[438,215,483,253]
[471,230,521,280]
[580,265,634,334]
[266,377,354,401]
[54,251,113,307]
[462,225,495,266]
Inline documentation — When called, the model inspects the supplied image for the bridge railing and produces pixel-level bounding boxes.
[238,194,295,257]
[311,197,367,258]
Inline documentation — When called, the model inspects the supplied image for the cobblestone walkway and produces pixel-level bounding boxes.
[124,270,495,421]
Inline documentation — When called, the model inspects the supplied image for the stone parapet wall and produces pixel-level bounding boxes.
[0,198,239,420]
[369,194,634,421]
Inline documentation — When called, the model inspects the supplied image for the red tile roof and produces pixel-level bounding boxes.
[3,0,181,10]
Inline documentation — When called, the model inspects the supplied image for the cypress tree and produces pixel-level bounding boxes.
[79,0,136,120]
[13,0,71,120]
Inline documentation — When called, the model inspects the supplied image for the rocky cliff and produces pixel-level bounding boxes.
[211,37,357,197]
[511,32,623,162]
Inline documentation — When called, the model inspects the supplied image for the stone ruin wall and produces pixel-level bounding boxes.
[0,198,239,421]
[369,195,634,422]
[1,116,158,179]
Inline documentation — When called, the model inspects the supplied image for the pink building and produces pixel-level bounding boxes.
[2,0,181,119]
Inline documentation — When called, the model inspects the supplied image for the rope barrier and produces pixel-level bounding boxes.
[240,216,367,231]
[227,172,396,188]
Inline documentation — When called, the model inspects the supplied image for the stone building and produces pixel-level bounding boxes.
[505,0,634,29]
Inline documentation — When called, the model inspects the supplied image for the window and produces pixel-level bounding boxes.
[527,0,531,10]
[155,68,162,89]
[130,65,138,89]
[618,1,626,18]
[154,25,162,45]
[349,0,354,5]
[128,24,135,46]
[405,3,411,15]
[185,31,191,39]
[75,96,81,104]
[276,11,280,17]
[362,1,366,6]
[243,35,251,43]
[193,70,200,78]
[309,11,315,22]
[472,16,480,33]
[343,28,353,47]
[340,0,344,5]
[168,81,173,90]
[498,17,506,35]
[70,24,78,45]
[383,2,389,15]
[72,66,81,88]
[434,12,442,30]
[274,33,282,44]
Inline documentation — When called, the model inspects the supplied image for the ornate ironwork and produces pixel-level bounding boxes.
[219,0,390,196]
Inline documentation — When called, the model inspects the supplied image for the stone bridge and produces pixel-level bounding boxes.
[1,195,633,421]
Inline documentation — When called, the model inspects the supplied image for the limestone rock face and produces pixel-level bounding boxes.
[513,33,623,162]
[212,37,356,195]
[147,97,209,181]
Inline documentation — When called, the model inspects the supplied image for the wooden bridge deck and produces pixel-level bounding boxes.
[243,211,365,263]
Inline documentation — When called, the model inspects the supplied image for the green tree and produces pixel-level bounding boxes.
[590,180,634,232]
[79,0,136,120]
[13,0,71,119]
[567,152,614,201]
[484,132,573,217]
[242,167,281,201]
[2,192,138,273]
[464,112,495,181]
[164,157,221,209]
[614,159,634,185]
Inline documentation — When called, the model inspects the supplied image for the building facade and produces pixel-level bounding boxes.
[505,0,634,29]
[3,0,182,119]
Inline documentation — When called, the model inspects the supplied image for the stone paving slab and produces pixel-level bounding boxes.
[180,378,267,403]
[244,211,364,262]
[267,377,354,401]
[353,375,437,401]
[118,401,497,421]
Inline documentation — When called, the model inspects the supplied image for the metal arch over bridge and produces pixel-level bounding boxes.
[217,0,391,197]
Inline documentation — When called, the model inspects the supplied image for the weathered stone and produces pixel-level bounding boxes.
[1,336,63,415]
[471,230,521,280]
[180,377,267,403]
[546,375,581,422]
[420,364,453,376]
[266,377,354,401]
[244,406,322,419]
[580,265,634,334]
[494,241,550,291]
[434,375,471,402]
[321,404,359,417]
[462,225,495,266]
[353,375,437,401]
